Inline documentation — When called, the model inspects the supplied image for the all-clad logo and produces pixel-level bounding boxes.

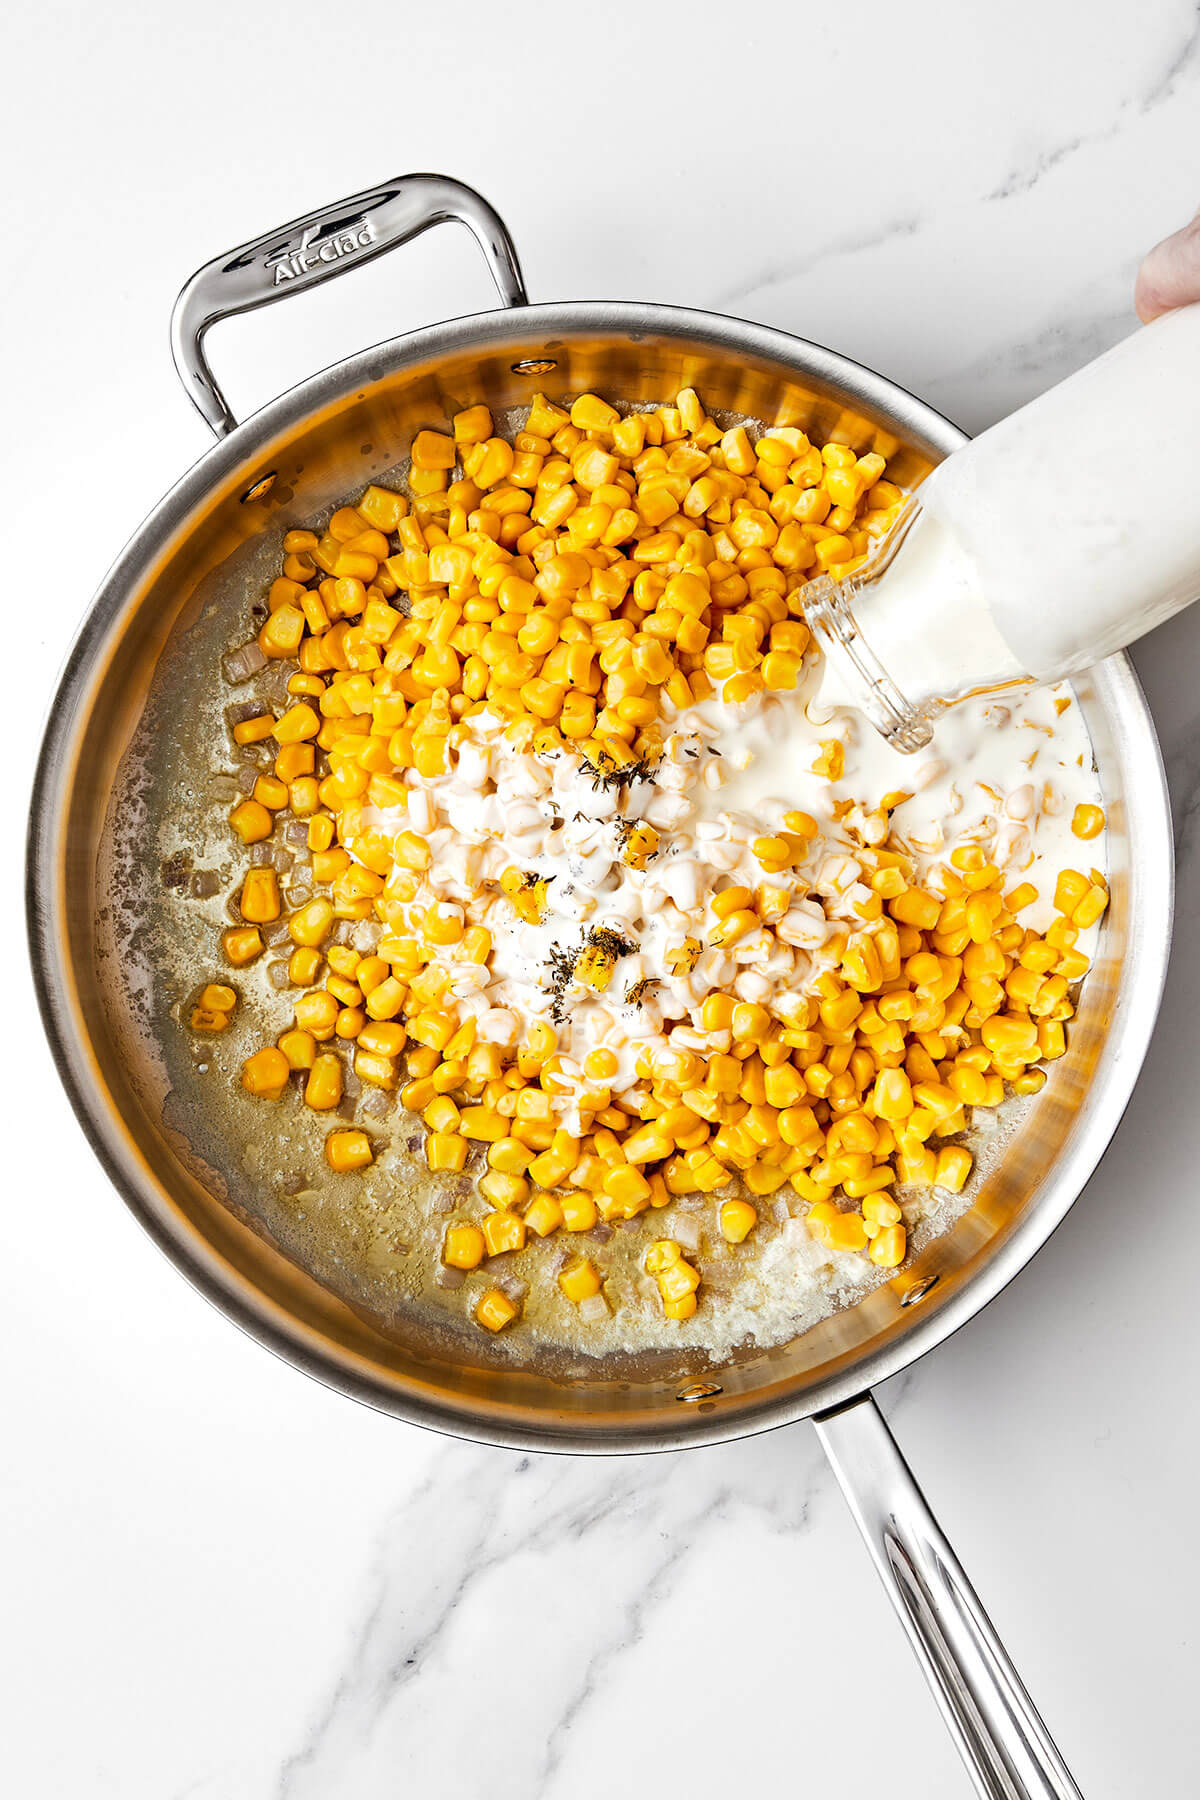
[267,218,375,285]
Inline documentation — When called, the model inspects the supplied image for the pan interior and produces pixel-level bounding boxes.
[38,310,1163,1448]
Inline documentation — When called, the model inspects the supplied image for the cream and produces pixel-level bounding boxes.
[814,302,1200,725]
[345,643,1105,1132]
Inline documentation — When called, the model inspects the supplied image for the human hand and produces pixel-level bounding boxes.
[1135,207,1200,322]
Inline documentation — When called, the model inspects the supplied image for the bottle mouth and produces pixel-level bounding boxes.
[802,501,934,754]
[805,577,934,752]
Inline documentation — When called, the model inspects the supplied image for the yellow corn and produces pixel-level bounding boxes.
[868,1224,906,1267]
[324,1130,372,1172]
[576,944,616,990]
[240,1046,288,1099]
[220,381,1096,1334]
[1071,803,1105,840]
[443,1224,485,1270]
[190,1005,228,1032]
[482,1210,526,1256]
[476,1288,519,1332]
[1072,884,1108,930]
[559,1257,602,1302]
[304,1053,343,1111]
[238,868,280,923]
[232,713,275,746]
[229,798,273,844]
[812,740,844,781]
[525,1193,564,1237]
[426,1131,468,1172]
[221,927,263,966]
[719,1198,757,1243]
[197,983,236,1014]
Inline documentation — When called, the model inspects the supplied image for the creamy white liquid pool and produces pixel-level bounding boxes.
[812,300,1200,725]
[350,650,1104,1130]
[342,643,1104,1360]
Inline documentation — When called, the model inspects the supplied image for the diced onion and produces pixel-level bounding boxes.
[222,641,268,684]
[226,697,266,724]
[673,1214,701,1251]
[578,1293,609,1323]
[435,1265,465,1290]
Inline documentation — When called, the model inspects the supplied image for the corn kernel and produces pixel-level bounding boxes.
[443,1224,485,1269]
[229,799,273,844]
[559,1257,602,1302]
[238,868,280,924]
[426,1131,468,1173]
[720,1198,757,1243]
[476,1288,519,1332]
[1071,803,1105,840]
[482,1210,526,1256]
[869,1224,906,1268]
[222,927,263,967]
[241,1047,290,1099]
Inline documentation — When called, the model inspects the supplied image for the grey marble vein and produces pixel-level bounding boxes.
[535,1485,729,1794]
[987,4,1200,201]
[274,1428,828,1799]
[1133,0,1200,109]
[708,212,924,313]
[274,1451,524,1797]
[921,289,1136,430]
[711,9,1200,336]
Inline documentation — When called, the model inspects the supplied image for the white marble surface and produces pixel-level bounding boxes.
[7,2,1200,1794]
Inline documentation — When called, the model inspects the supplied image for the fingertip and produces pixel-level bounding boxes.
[1133,270,1162,324]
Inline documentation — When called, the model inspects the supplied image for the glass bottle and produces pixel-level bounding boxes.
[803,301,1200,750]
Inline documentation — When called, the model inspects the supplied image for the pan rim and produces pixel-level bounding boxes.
[26,299,1176,1452]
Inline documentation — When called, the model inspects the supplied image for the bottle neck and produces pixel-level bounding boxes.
[803,499,1031,751]
[803,501,934,752]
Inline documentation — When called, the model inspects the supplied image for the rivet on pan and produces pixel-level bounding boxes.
[677,1381,723,1403]
[240,471,277,504]
[900,1274,941,1307]
[511,357,558,375]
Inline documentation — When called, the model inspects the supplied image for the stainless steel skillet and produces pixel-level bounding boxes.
[27,174,1173,1800]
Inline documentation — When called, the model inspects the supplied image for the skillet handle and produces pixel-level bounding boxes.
[170,173,528,438]
[815,1393,1084,1800]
